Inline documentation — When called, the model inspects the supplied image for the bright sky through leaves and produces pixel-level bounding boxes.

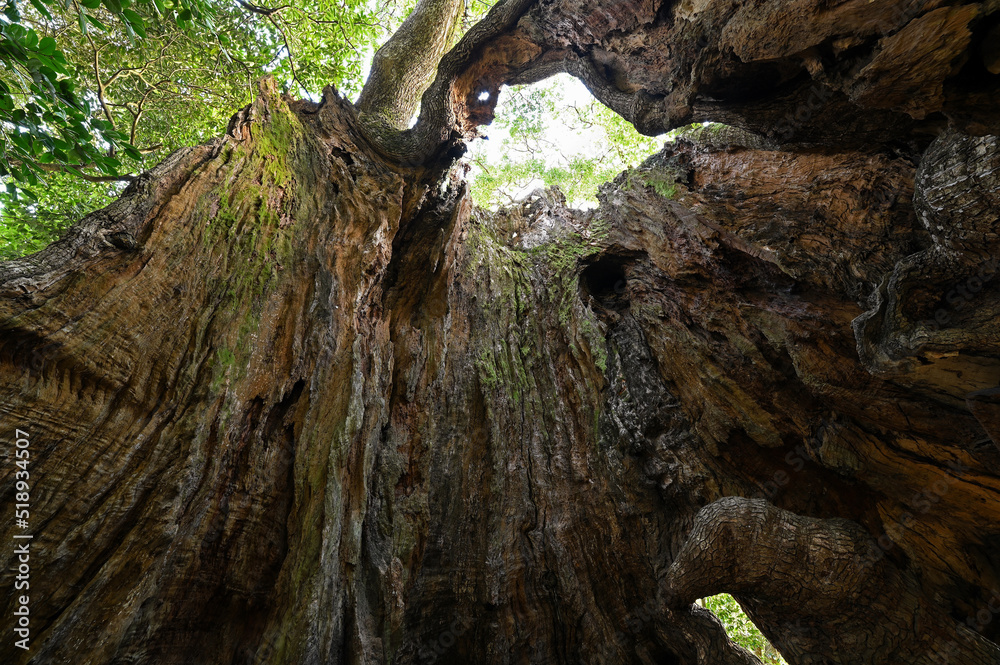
[1,0,662,253]
[466,73,664,210]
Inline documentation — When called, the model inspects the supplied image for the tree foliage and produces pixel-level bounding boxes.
[701,594,787,665]
[0,0,423,258]
[0,0,206,192]
[0,0,653,258]
[468,74,663,209]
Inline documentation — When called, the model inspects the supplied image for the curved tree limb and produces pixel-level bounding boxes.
[354,0,537,163]
[355,0,466,131]
[509,51,682,137]
[662,497,1000,665]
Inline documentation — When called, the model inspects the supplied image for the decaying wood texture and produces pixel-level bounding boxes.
[2,0,1000,663]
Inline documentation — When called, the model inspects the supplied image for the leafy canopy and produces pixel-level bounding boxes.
[0,0,664,259]
[468,74,664,209]
[0,0,208,195]
[0,0,423,258]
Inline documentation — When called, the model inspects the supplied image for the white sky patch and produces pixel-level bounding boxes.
[471,74,598,168]
[466,73,665,209]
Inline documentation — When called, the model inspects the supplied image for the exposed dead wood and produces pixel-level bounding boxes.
[2,2,1000,664]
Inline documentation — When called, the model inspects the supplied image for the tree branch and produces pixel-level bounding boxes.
[127,86,162,144]
[267,14,307,96]
[354,0,537,164]
[235,0,289,17]
[355,0,466,131]
[84,32,117,131]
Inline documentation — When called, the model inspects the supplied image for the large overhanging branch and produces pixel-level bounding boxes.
[661,497,1000,664]
[353,0,537,164]
[508,51,687,137]
[350,0,706,163]
[350,0,700,163]
[350,0,697,164]
[353,0,1000,162]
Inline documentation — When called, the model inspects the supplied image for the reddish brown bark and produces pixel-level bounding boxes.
[2,1,1000,664]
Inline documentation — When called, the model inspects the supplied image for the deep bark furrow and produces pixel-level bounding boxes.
[2,1,1000,664]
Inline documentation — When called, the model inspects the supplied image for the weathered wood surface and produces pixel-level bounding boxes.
[2,1,1000,663]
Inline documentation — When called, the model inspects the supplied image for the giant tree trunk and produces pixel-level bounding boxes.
[3,1,1000,664]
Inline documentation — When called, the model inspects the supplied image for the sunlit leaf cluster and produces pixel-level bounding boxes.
[701,594,788,665]
[468,75,665,209]
[0,0,222,257]
[1,0,135,197]
[0,0,415,259]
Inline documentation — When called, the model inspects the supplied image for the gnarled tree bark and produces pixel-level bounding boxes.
[2,1,1000,664]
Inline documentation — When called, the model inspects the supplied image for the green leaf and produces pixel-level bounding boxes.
[121,8,146,37]
[29,0,54,18]
[10,133,30,151]
[37,65,58,82]
[122,19,136,43]
[37,36,57,55]
[3,23,27,40]
[86,13,110,31]
[21,166,39,186]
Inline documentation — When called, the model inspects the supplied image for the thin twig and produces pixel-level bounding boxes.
[127,85,162,144]
[33,162,136,182]
[235,0,289,16]
[84,32,117,130]
[267,14,308,96]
